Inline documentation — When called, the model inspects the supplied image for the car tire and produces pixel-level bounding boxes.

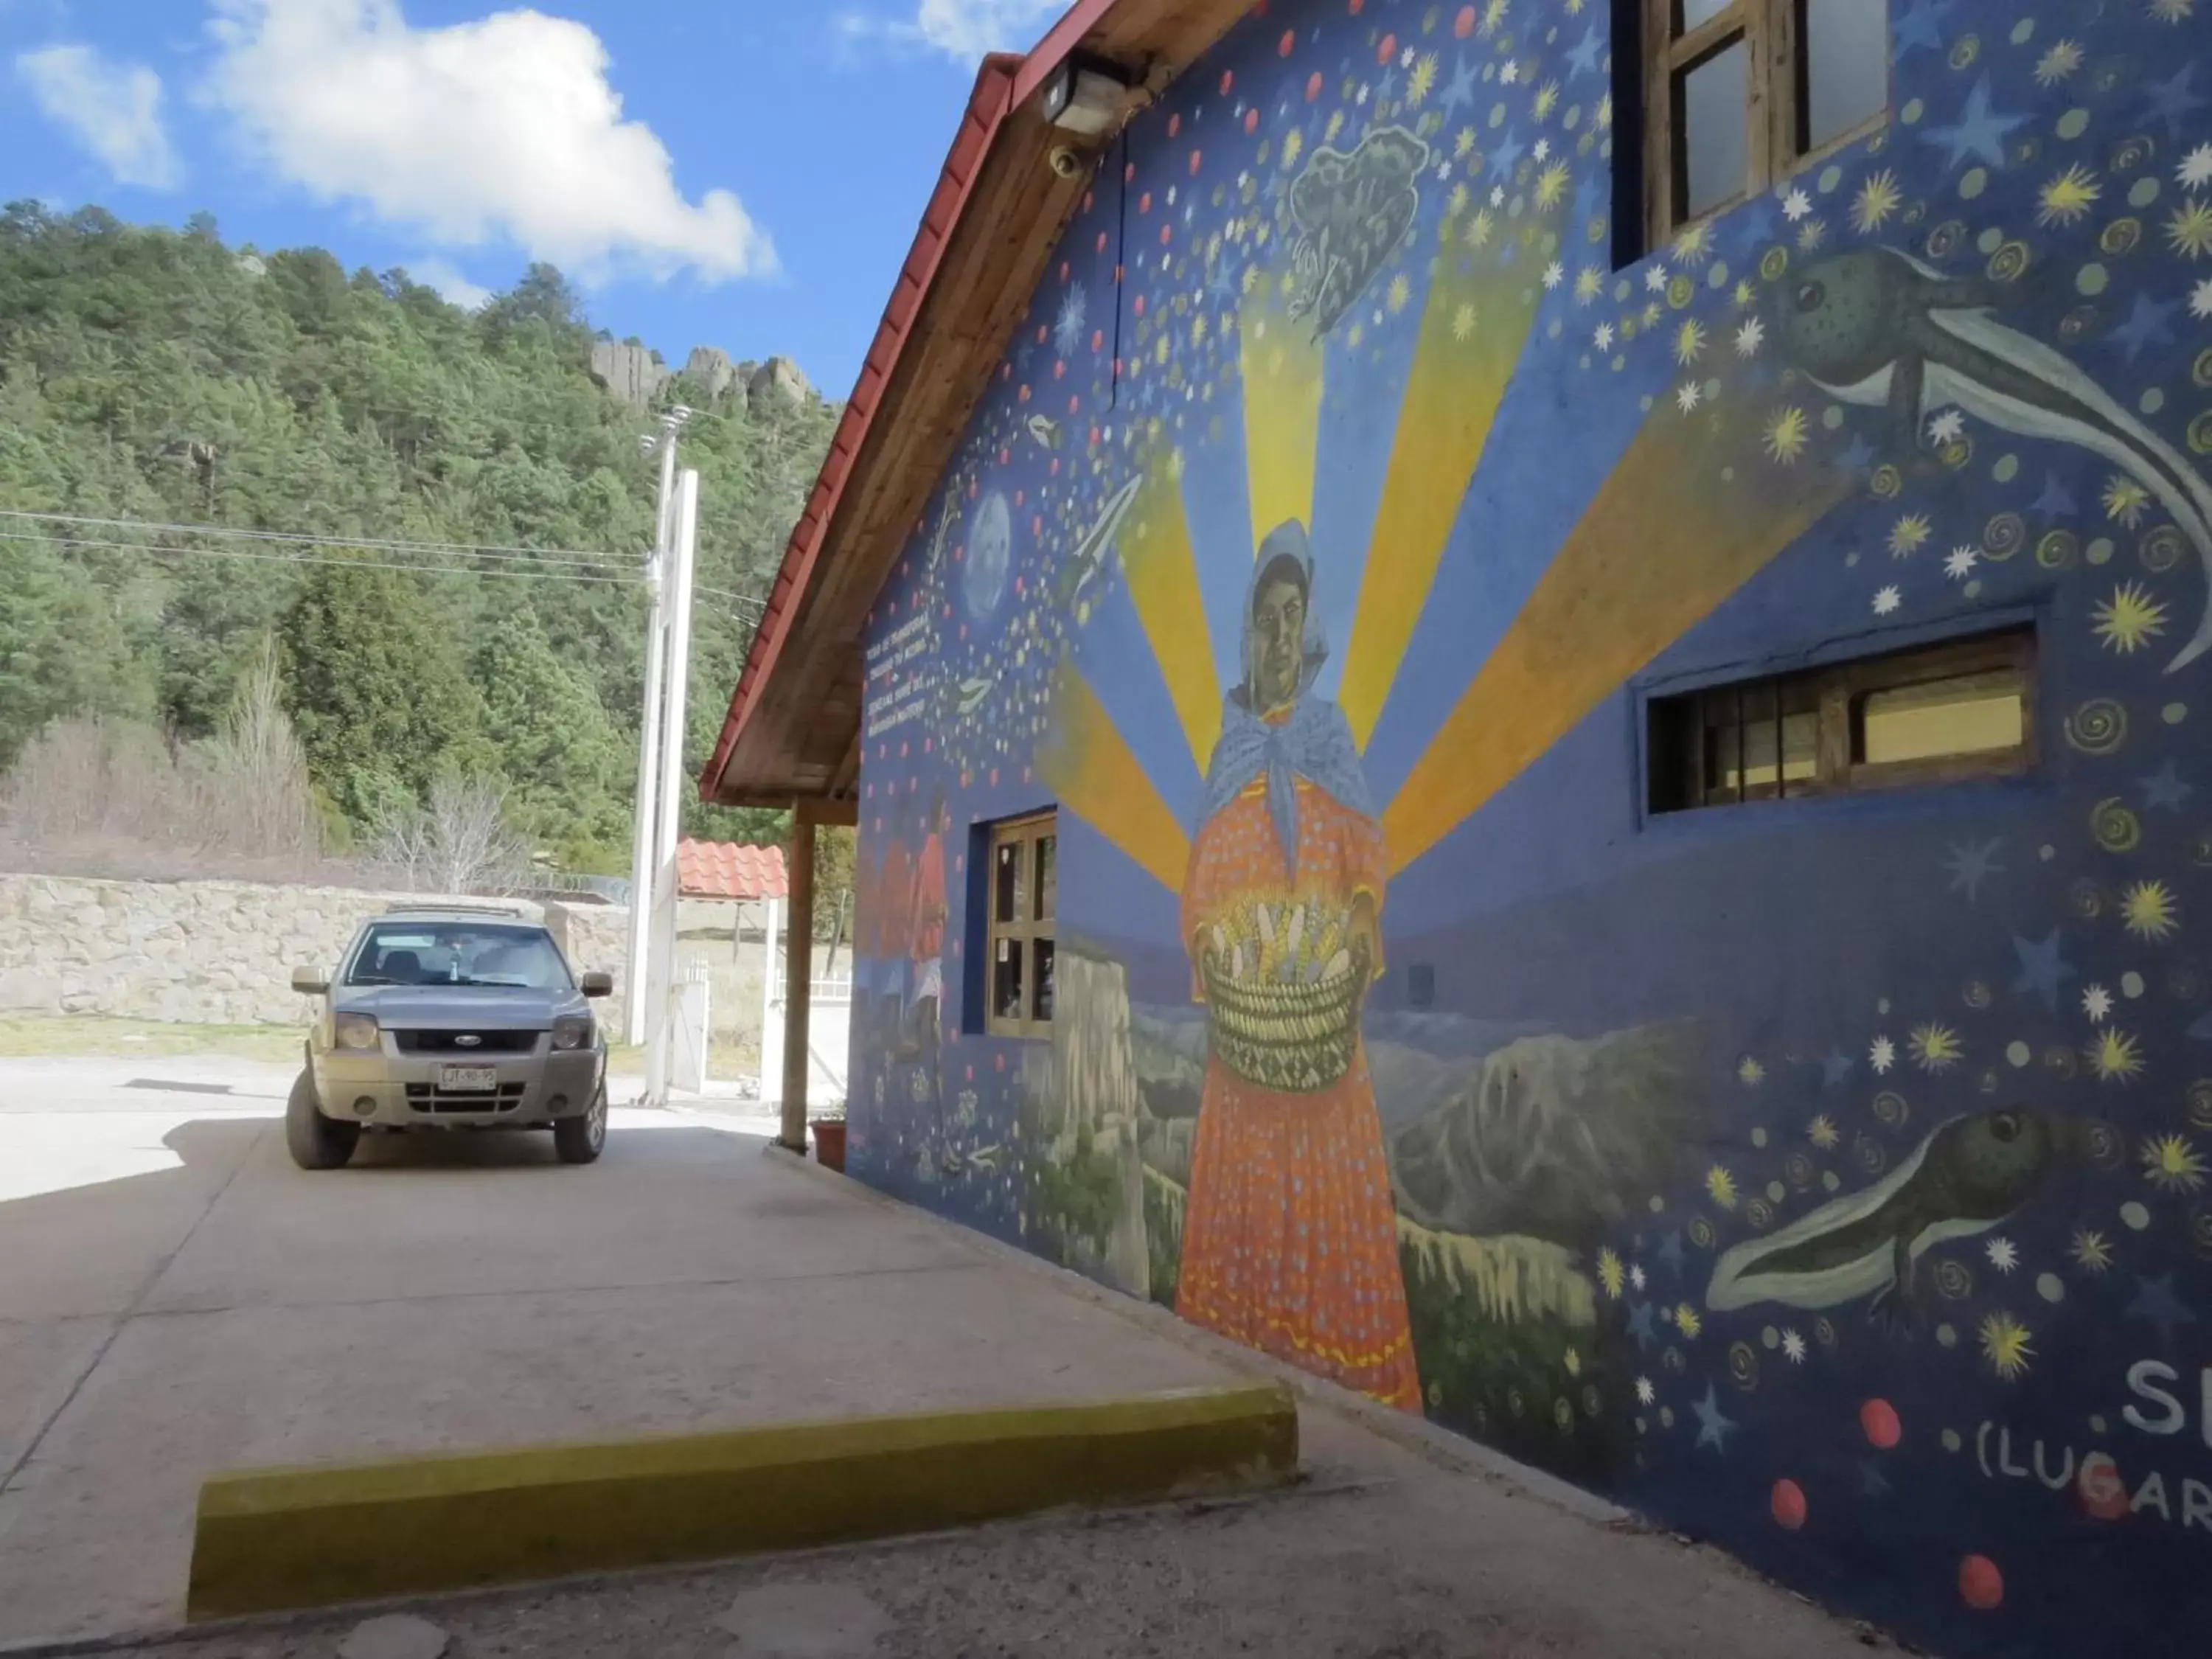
[286,1068,360,1171]
[554,1086,608,1166]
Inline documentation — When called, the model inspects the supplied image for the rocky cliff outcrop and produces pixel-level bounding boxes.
[747,355,811,411]
[589,340,672,409]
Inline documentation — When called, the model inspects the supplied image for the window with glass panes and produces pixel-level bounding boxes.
[1646,625,2036,814]
[986,813,1057,1038]
[1637,0,1891,245]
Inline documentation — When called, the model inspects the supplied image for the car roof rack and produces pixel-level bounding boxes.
[374,902,535,919]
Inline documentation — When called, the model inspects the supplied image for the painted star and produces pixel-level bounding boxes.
[2142,63,2209,140]
[2030,474,2079,518]
[2084,984,2114,1022]
[2185,142,2212,190]
[1891,0,1955,56]
[2138,759,2192,811]
[1593,321,1616,351]
[1944,837,2003,900]
[1821,1051,1854,1087]
[1692,1385,1737,1451]
[1565,21,1604,78]
[1635,1375,1657,1405]
[1658,1231,1686,1275]
[2012,929,2076,1012]
[1871,1034,1896,1073]
[1921,75,2030,172]
[1986,1236,2020,1273]
[2129,1274,2199,1344]
[1944,545,1979,581]
[1782,186,1813,221]
[1873,584,1902,616]
[1781,1329,1809,1363]
[1630,1263,1647,1290]
[2194,276,2212,320]
[1927,408,1966,445]
[2108,291,2182,363]
[1626,1300,1660,1350]
[1677,382,1703,414]
[1487,129,1526,180]
[1439,56,1478,119]
[1735,316,1765,357]
[1645,264,1671,293]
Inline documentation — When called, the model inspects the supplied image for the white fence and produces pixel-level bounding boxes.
[756,897,852,1107]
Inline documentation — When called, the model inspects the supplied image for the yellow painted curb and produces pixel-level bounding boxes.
[186,1383,1298,1621]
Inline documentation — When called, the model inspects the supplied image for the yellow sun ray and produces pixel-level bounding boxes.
[1120,465,1222,771]
[1239,279,1325,562]
[1036,667,1191,894]
[1337,261,1543,748]
[1382,398,1853,873]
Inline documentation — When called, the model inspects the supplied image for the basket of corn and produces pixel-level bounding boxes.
[1196,898,1369,1093]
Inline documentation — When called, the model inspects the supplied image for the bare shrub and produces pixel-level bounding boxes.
[195,636,319,863]
[366,773,530,896]
[0,636,327,880]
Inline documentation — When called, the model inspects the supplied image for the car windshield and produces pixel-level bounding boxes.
[346,922,572,990]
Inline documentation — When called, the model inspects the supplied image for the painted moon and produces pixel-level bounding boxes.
[965,491,1013,620]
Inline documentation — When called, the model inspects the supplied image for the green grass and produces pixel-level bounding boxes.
[0,1017,648,1071]
[0,1018,310,1063]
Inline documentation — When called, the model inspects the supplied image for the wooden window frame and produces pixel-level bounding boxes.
[1641,0,1893,247]
[1649,625,2038,815]
[984,811,1057,1040]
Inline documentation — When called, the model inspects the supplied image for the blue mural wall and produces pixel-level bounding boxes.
[847,0,2212,1651]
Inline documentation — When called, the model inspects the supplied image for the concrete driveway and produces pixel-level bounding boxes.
[0,1056,1239,1649]
[0,1054,1902,1659]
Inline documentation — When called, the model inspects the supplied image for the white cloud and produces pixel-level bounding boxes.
[15,44,181,188]
[849,0,1067,59]
[406,257,493,310]
[201,0,775,284]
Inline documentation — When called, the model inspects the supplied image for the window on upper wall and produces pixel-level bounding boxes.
[1633,0,1891,248]
[985,812,1057,1038]
[1646,625,2037,815]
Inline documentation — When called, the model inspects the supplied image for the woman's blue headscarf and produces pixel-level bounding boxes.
[1198,521,1376,872]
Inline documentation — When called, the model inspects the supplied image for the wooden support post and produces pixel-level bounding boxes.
[779,813,815,1154]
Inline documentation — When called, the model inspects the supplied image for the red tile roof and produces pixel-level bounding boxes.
[676,841,788,901]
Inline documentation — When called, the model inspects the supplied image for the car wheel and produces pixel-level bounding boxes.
[554,1086,608,1166]
[285,1068,360,1171]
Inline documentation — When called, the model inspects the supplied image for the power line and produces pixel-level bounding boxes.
[694,584,766,613]
[0,529,647,587]
[0,509,644,574]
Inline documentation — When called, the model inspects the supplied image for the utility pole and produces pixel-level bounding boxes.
[644,467,701,1107]
[624,407,690,1048]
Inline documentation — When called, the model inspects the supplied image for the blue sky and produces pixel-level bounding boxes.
[0,0,1072,394]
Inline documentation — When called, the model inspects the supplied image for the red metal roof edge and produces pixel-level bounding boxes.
[698,49,1028,804]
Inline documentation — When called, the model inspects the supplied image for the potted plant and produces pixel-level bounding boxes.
[810,1105,848,1172]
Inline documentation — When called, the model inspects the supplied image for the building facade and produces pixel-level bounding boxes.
[830,2,2212,1652]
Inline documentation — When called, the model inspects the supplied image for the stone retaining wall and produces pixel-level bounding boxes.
[0,874,629,1026]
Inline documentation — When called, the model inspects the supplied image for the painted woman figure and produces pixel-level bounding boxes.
[1176,521,1421,1411]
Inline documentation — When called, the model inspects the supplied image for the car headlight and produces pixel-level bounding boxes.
[551,1015,594,1051]
[334,1013,380,1051]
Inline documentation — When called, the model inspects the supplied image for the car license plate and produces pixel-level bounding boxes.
[439,1065,498,1091]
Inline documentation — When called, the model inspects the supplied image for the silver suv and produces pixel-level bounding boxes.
[288,905,613,1169]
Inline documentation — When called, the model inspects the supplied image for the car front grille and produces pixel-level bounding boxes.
[394,1029,540,1055]
[406,1082,528,1114]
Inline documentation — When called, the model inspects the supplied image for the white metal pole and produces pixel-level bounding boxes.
[623,427,681,1046]
[644,467,701,1106]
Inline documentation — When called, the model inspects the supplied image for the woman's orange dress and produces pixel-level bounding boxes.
[1175,772,1422,1411]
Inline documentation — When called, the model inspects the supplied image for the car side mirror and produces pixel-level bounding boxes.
[291,966,330,995]
[579,971,614,999]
